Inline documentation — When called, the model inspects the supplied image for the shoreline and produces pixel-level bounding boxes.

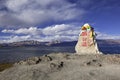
[0,63,13,72]
[0,53,120,72]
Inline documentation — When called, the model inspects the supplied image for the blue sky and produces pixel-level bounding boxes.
[0,0,120,43]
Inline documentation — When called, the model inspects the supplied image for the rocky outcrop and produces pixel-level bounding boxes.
[1,53,120,80]
[15,55,52,65]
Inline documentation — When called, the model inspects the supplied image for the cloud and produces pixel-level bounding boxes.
[1,24,80,42]
[42,24,79,36]
[9,35,31,42]
[2,27,41,35]
[1,24,80,36]
[0,0,85,27]
[96,32,120,39]
[0,35,31,43]
[0,0,119,28]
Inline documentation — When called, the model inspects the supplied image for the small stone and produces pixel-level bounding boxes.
[86,62,91,65]
[41,55,52,62]
[58,62,64,68]
[50,63,56,69]
[36,58,41,64]
[50,61,64,71]
[98,63,102,67]
[92,59,97,62]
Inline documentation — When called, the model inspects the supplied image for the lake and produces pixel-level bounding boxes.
[0,44,120,63]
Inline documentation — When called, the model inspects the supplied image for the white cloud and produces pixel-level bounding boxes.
[42,24,79,36]
[2,29,14,33]
[2,27,41,35]
[0,0,85,27]
[1,24,80,42]
[6,0,28,11]
[10,35,31,42]
[2,24,80,36]
[96,32,120,39]
[0,35,31,43]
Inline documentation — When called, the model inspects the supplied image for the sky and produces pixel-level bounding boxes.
[0,0,120,43]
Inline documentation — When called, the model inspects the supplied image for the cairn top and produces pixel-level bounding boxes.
[83,23,89,27]
[81,23,93,31]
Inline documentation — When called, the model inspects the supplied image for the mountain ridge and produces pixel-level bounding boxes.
[0,39,120,47]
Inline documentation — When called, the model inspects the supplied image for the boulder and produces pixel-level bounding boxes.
[75,23,101,54]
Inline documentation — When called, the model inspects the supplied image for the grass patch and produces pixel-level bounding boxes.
[0,63,13,72]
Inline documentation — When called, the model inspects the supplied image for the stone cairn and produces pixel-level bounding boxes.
[75,23,101,54]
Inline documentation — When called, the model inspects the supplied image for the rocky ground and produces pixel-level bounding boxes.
[1,53,120,80]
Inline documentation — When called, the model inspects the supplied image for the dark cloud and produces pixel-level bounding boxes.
[68,0,120,10]
[0,0,85,28]
[0,0,119,28]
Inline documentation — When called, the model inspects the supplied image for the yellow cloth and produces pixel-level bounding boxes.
[89,31,93,38]
[81,26,86,30]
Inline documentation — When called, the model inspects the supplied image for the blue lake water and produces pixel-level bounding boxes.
[0,44,120,63]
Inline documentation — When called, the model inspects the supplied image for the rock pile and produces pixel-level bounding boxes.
[15,55,52,65]
[1,53,120,80]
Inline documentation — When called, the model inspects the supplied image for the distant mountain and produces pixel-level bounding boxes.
[97,39,120,45]
[46,41,77,46]
[0,39,120,47]
[0,40,47,47]
[46,39,120,46]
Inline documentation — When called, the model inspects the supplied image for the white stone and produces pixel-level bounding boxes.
[75,23,101,55]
